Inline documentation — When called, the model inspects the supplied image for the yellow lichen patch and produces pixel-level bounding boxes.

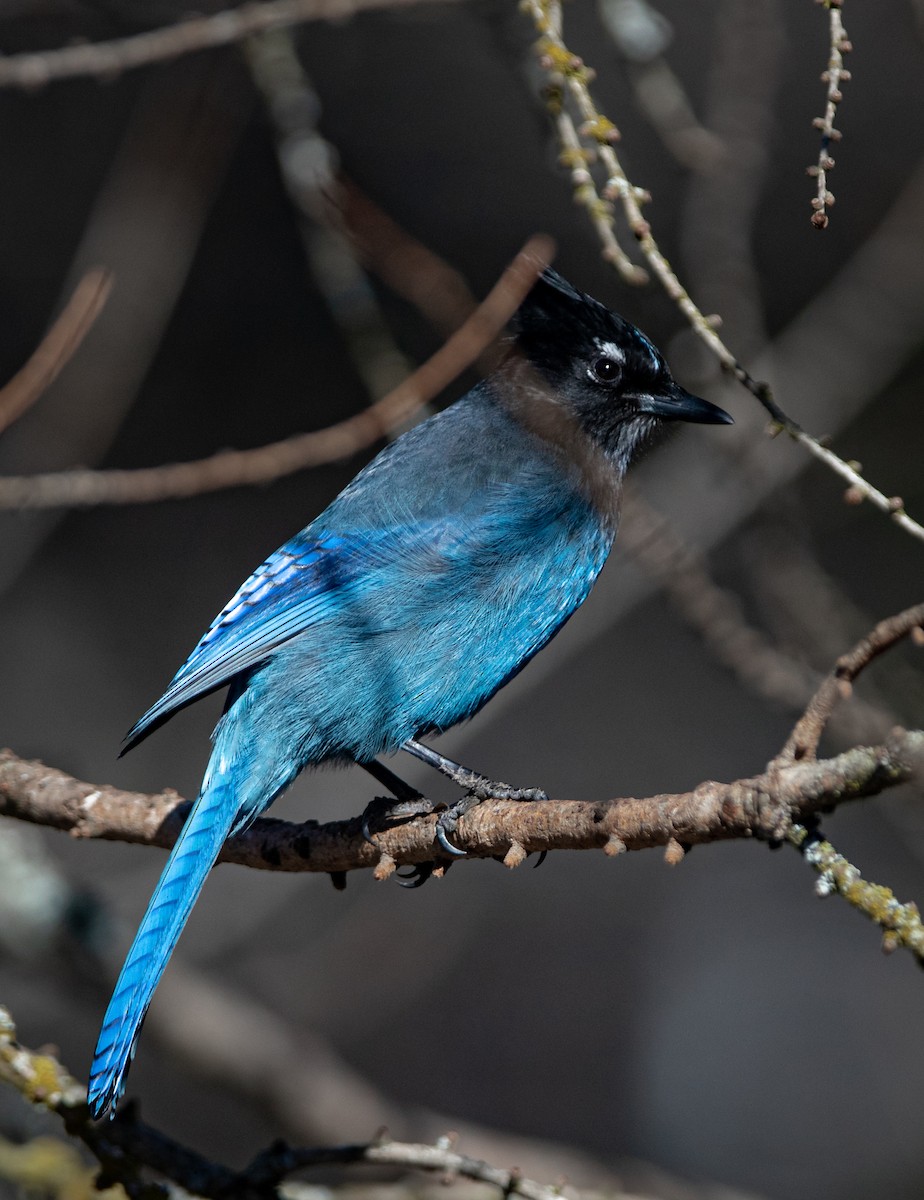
[558,147,592,170]
[0,1136,123,1200]
[793,828,924,964]
[581,116,619,144]
[27,1054,69,1104]
[535,38,586,78]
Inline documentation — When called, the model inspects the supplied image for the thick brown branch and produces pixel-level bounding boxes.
[2,733,920,875]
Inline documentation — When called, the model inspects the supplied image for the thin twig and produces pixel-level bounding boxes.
[0,268,113,437]
[0,0,466,90]
[789,825,924,961]
[523,0,924,546]
[808,0,851,230]
[776,602,924,765]
[1,1005,601,1200]
[0,237,552,508]
[543,82,646,284]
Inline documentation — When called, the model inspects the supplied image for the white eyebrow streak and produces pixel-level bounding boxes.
[593,339,626,363]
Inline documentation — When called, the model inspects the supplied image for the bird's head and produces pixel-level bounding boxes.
[509,268,732,472]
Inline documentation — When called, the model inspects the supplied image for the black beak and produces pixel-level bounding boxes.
[638,383,733,425]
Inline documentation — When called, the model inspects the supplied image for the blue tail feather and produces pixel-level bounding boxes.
[88,778,237,1119]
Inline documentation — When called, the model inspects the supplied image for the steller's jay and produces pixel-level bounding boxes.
[88,268,732,1118]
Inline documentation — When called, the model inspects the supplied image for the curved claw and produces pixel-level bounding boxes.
[397,862,435,888]
[533,850,548,869]
[436,822,468,857]
[361,795,435,847]
[360,795,390,848]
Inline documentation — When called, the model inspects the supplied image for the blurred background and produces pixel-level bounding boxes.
[1,1,924,1198]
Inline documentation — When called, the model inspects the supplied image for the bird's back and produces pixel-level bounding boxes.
[251,382,618,763]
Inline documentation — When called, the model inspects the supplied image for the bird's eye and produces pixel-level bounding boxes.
[589,355,620,384]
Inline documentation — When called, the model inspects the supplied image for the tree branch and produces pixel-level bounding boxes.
[0,0,467,90]
[0,237,551,508]
[1,732,920,875]
[3,605,924,873]
[522,0,924,546]
[776,601,924,764]
[4,604,923,962]
[807,0,851,229]
[0,268,112,437]
[0,1006,591,1200]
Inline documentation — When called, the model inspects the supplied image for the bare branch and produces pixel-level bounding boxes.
[0,1004,618,1200]
[5,606,923,964]
[522,0,924,546]
[777,602,924,764]
[0,0,467,90]
[2,730,921,874]
[0,268,113,437]
[0,236,553,509]
[337,176,481,337]
[808,0,852,229]
[3,604,923,874]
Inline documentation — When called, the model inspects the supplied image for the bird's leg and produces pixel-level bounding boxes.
[402,738,548,856]
[360,759,434,845]
[402,739,549,801]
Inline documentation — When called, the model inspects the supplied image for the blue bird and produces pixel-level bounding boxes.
[88,268,732,1118]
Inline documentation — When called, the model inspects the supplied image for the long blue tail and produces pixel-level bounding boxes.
[88,775,237,1119]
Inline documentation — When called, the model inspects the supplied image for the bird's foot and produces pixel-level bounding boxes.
[397,861,437,888]
[435,779,548,857]
[361,794,435,846]
[395,858,460,887]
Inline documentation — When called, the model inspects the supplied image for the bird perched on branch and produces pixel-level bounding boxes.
[88,267,732,1118]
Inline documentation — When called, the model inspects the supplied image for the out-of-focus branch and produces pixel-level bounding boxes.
[808,0,852,230]
[0,56,249,594]
[0,269,112,438]
[598,0,724,171]
[0,237,552,508]
[0,0,467,90]
[679,0,782,356]
[246,32,415,407]
[0,1003,620,1200]
[336,178,478,338]
[523,0,924,546]
[621,492,900,749]
[620,490,829,712]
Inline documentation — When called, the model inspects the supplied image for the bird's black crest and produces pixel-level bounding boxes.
[512,268,667,385]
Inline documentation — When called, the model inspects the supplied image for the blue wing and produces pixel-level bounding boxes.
[122,383,606,755]
[122,529,406,752]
